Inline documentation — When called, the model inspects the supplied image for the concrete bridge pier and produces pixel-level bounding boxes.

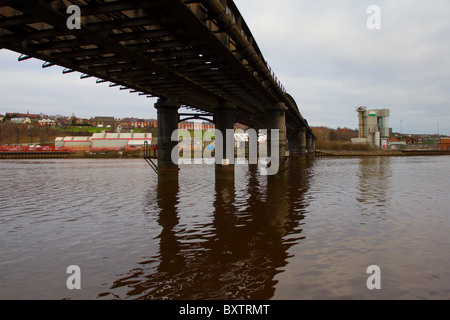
[298,128,307,157]
[248,127,259,166]
[287,132,297,157]
[287,128,307,158]
[267,102,287,173]
[295,128,307,158]
[214,101,235,179]
[155,98,180,181]
[305,132,315,156]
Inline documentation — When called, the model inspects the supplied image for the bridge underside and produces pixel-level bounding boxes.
[0,0,316,177]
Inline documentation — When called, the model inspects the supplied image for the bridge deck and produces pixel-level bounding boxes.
[0,0,314,136]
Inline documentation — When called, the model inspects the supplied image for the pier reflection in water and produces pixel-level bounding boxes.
[2,156,449,299]
[100,159,313,300]
[356,157,392,218]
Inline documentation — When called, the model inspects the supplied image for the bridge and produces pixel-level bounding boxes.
[0,0,316,178]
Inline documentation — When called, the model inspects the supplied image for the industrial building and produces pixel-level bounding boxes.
[352,107,390,148]
[55,132,152,151]
[91,132,152,149]
[54,136,92,151]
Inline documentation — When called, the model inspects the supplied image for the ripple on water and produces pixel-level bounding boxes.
[1,157,450,299]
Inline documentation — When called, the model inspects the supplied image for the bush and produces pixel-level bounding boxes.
[316,140,373,151]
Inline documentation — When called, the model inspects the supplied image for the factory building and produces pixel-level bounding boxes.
[352,107,390,148]
[54,136,92,151]
[91,132,152,149]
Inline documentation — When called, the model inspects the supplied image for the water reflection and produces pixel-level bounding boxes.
[100,159,313,300]
[155,181,183,274]
[356,157,392,217]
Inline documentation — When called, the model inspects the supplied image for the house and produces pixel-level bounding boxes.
[74,118,90,125]
[117,118,157,129]
[388,136,406,150]
[178,121,215,131]
[203,122,215,131]
[11,117,32,124]
[439,138,450,151]
[234,123,249,131]
[178,121,202,131]
[117,118,135,128]
[38,118,56,126]
[5,112,40,121]
[130,118,157,128]
[91,116,116,127]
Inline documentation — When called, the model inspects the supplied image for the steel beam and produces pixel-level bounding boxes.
[0,0,316,141]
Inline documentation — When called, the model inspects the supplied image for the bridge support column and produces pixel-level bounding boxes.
[299,128,307,157]
[267,102,287,174]
[249,127,260,165]
[306,132,314,156]
[287,128,306,158]
[287,132,296,157]
[155,98,180,181]
[214,101,235,179]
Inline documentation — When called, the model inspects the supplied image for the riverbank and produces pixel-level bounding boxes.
[0,150,144,159]
[315,149,450,157]
[2,149,450,159]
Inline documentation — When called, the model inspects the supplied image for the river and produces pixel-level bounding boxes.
[0,156,449,300]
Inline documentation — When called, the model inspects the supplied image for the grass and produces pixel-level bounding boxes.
[54,126,108,134]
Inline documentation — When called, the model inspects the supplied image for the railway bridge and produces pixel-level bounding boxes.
[0,0,316,178]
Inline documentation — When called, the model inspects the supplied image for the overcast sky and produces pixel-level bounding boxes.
[1,0,449,135]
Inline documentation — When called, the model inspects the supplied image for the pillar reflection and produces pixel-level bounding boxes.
[155,180,183,273]
[356,157,392,216]
[101,160,313,300]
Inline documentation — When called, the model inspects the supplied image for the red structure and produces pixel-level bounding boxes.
[439,138,450,150]
[0,145,69,152]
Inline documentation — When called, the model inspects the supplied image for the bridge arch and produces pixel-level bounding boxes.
[178,115,215,124]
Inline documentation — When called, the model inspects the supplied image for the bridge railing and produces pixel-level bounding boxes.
[202,0,287,95]
[224,0,287,94]
[143,141,157,159]
[266,61,286,93]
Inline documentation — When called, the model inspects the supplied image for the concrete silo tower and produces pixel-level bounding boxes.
[352,107,390,148]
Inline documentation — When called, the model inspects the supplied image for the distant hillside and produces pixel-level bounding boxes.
[311,127,372,151]
[312,127,358,142]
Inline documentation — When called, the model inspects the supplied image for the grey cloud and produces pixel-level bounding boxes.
[1,1,449,134]
[235,0,450,134]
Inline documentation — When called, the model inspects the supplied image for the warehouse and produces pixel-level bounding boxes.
[55,132,152,151]
[54,136,92,151]
[91,132,152,150]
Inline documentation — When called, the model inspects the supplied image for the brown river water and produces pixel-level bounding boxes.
[0,156,449,300]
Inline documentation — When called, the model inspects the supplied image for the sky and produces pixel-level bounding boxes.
[1,0,449,135]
